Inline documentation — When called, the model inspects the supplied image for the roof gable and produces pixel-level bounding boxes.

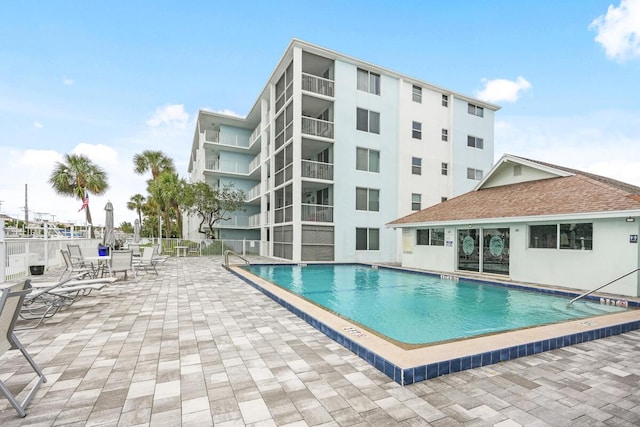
[478,155,572,190]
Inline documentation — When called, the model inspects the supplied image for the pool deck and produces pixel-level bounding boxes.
[1,256,639,425]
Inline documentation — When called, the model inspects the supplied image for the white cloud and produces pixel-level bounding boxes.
[494,109,640,186]
[146,104,190,128]
[63,77,75,86]
[33,122,43,129]
[590,0,640,61]
[476,76,532,104]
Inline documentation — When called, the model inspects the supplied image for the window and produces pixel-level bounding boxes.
[441,162,448,176]
[442,129,448,141]
[416,228,444,246]
[357,68,381,95]
[560,223,593,250]
[529,225,557,249]
[529,223,593,250]
[412,85,422,103]
[468,103,484,117]
[356,148,380,172]
[412,157,422,175]
[441,197,448,202]
[411,193,421,211]
[467,168,483,180]
[356,108,380,134]
[467,135,484,149]
[442,94,448,107]
[356,228,380,250]
[412,121,422,139]
[356,188,379,211]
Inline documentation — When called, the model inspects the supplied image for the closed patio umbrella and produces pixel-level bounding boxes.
[103,201,115,248]
[133,218,141,243]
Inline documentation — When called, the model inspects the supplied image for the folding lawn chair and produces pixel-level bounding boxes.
[0,280,47,417]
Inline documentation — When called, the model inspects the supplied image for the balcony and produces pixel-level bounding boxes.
[302,117,334,139]
[302,73,334,97]
[246,182,261,201]
[248,213,261,227]
[301,160,333,181]
[205,159,250,175]
[248,153,261,174]
[203,130,250,148]
[301,204,333,223]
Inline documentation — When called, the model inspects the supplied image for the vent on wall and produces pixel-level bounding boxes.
[514,165,522,176]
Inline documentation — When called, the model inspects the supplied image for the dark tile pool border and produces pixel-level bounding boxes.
[228,263,640,385]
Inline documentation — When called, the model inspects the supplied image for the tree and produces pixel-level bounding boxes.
[132,150,175,238]
[182,182,246,238]
[49,153,108,238]
[120,221,134,234]
[149,171,186,238]
[127,194,146,225]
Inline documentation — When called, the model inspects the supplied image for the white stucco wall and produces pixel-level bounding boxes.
[400,218,640,297]
[332,59,399,264]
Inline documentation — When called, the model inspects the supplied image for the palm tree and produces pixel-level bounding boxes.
[133,150,175,180]
[133,150,175,238]
[152,171,186,238]
[49,153,108,238]
[127,194,146,225]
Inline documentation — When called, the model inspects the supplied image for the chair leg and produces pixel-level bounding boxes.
[0,335,47,417]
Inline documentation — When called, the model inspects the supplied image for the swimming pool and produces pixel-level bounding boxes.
[244,264,627,345]
[233,263,640,385]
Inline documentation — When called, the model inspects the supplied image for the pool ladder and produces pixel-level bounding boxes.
[223,250,250,268]
[568,268,639,306]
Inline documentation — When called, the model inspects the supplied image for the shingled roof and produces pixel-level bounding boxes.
[389,156,640,226]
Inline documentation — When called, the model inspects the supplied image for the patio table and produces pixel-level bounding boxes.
[175,246,188,257]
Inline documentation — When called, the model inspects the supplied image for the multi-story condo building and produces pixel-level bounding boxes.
[186,39,499,263]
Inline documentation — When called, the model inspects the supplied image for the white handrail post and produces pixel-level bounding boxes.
[0,219,6,282]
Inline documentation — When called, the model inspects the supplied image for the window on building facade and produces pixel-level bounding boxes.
[467,135,484,149]
[441,196,448,202]
[356,148,380,172]
[468,103,484,117]
[442,94,448,107]
[412,157,422,175]
[412,121,422,139]
[356,108,380,134]
[441,162,448,175]
[357,68,381,95]
[356,227,380,250]
[356,187,380,211]
[467,168,483,180]
[560,223,593,250]
[412,85,422,103]
[416,228,445,246]
[442,129,448,141]
[529,225,557,249]
[411,193,421,211]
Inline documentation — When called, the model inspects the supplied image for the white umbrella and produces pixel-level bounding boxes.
[103,201,115,248]
[133,218,141,243]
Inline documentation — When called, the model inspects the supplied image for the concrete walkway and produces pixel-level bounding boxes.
[1,256,639,426]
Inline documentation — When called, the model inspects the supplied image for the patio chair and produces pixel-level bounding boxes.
[133,247,158,274]
[59,249,95,280]
[188,241,202,256]
[128,244,141,258]
[0,280,47,417]
[109,250,136,280]
[19,277,116,329]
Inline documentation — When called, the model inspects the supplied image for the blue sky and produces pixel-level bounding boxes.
[0,0,639,226]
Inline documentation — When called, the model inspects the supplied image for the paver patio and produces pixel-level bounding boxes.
[1,256,639,426]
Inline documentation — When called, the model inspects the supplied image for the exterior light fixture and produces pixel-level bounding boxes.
[626,217,635,222]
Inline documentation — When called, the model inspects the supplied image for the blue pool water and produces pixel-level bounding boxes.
[244,264,628,345]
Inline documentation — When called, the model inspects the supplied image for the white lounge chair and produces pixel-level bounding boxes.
[0,280,47,417]
[109,250,136,280]
[133,247,158,274]
[60,249,95,280]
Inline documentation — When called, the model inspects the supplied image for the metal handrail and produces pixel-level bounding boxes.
[568,268,639,306]
[224,250,250,268]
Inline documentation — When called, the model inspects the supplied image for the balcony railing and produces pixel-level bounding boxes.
[203,130,250,148]
[248,213,261,227]
[205,159,250,174]
[249,123,261,146]
[248,153,261,173]
[302,73,334,97]
[246,183,261,201]
[302,117,334,139]
[218,215,250,228]
[301,160,333,181]
[301,204,334,223]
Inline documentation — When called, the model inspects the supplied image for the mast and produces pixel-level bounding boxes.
[24,183,29,225]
